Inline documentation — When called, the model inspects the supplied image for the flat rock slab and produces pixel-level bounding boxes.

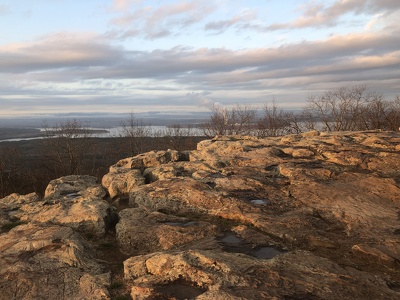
[116,207,218,255]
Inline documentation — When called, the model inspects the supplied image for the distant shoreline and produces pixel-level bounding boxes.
[0,128,109,141]
[0,125,207,142]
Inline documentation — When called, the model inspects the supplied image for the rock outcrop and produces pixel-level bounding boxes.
[1,131,400,299]
[3,175,116,238]
[0,223,110,300]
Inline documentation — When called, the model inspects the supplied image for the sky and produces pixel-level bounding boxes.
[0,0,399,116]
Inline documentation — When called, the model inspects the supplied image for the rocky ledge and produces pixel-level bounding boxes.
[1,131,400,300]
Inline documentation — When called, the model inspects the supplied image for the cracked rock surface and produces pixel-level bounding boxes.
[1,131,400,299]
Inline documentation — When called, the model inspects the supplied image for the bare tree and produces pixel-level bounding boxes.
[230,105,257,135]
[359,97,389,130]
[42,119,94,176]
[257,101,297,137]
[203,104,256,137]
[202,104,228,137]
[385,96,400,131]
[163,124,195,151]
[305,85,382,131]
[0,146,21,197]
[119,113,153,156]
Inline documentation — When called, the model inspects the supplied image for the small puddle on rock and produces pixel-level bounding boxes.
[162,221,197,227]
[253,246,283,259]
[221,234,242,244]
[155,283,206,299]
[219,234,284,260]
[250,199,270,205]
[63,192,80,199]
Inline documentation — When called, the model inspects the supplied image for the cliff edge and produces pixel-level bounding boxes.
[1,131,400,299]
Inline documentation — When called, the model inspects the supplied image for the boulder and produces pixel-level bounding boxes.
[2,175,115,238]
[124,250,399,299]
[108,149,182,173]
[102,169,145,198]
[44,175,106,200]
[0,192,40,211]
[103,150,184,198]
[0,223,110,300]
[0,193,40,228]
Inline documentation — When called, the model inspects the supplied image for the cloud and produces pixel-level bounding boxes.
[187,91,214,109]
[365,13,384,30]
[1,27,399,114]
[2,1,399,116]
[0,4,9,15]
[2,30,399,85]
[146,1,201,27]
[110,6,150,27]
[111,0,142,11]
[109,0,216,39]
[204,9,256,33]
[0,32,123,73]
[265,0,400,31]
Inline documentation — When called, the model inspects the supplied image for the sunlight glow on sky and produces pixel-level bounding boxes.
[0,0,399,116]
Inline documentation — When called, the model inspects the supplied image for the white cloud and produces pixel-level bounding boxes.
[2,30,399,84]
[0,32,122,73]
[187,91,214,109]
[1,29,398,106]
[204,9,256,33]
[365,13,384,30]
[109,0,216,39]
[1,1,399,115]
[0,4,9,15]
[265,0,400,31]
[111,0,142,11]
